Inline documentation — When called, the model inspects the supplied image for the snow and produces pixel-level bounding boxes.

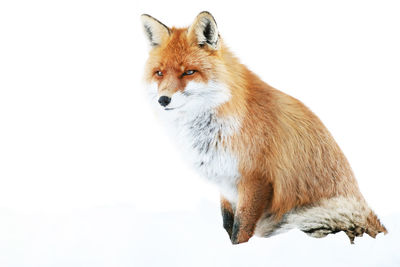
[0,203,398,267]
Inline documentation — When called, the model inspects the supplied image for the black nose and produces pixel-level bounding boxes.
[158,96,171,107]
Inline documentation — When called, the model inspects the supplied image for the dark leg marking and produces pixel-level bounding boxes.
[231,217,241,245]
[221,208,234,239]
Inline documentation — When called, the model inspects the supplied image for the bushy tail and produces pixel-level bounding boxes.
[366,211,388,238]
[344,210,387,244]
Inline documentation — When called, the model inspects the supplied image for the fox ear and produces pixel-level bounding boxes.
[188,11,219,49]
[141,14,170,47]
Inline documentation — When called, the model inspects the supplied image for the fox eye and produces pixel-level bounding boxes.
[183,70,196,76]
[155,71,163,76]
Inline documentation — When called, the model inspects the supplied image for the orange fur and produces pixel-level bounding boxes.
[142,12,387,244]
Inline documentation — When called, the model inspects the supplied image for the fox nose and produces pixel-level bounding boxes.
[158,96,171,107]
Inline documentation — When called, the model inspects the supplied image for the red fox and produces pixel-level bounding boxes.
[141,11,387,244]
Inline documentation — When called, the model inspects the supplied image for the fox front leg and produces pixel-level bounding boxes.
[220,196,235,239]
[231,177,272,245]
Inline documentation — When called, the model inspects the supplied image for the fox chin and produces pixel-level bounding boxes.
[141,11,387,245]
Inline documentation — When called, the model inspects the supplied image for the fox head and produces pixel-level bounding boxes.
[141,12,233,113]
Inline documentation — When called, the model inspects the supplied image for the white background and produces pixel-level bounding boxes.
[1,0,399,266]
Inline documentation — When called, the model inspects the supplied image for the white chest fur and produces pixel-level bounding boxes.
[147,81,241,203]
[168,111,241,202]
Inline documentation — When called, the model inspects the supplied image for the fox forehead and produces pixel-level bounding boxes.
[145,28,219,80]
